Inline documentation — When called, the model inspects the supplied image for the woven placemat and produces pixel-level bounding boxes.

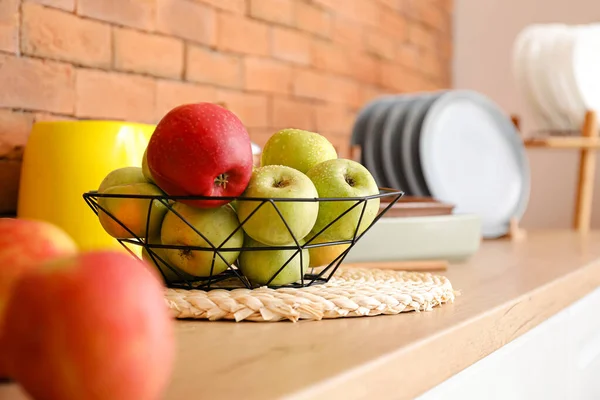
[164,268,457,323]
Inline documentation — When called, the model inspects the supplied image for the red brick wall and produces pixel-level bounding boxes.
[0,0,453,213]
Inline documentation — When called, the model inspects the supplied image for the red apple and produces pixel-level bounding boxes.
[1,251,175,400]
[0,218,77,377]
[147,102,253,208]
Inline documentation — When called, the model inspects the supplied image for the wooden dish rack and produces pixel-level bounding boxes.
[514,110,599,236]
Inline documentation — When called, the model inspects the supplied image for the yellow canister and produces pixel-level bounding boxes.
[17,120,155,253]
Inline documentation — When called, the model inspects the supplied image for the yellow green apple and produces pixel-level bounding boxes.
[141,148,154,184]
[141,235,196,284]
[98,167,147,193]
[236,165,318,245]
[260,128,337,174]
[97,183,168,239]
[160,202,243,277]
[239,236,307,286]
[306,159,379,241]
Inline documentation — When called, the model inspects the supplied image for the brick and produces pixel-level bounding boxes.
[217,13,269,56]
[347,52,379,85]
[380,10,406,40]
[325,76,361,108]
[0,110,34,159]
[0,0,18,53]
[364,29,396,60]
[415,0,444,29]
[398,44,420,69]
[249,0,294,26]
[28,0,75,11]
[379,62,404,91]
[114,28,183,79]
[155,80,217,119]
[314,104,354,135]
[196,0,246,13]
[76,69,155,123]
[271,27,312,65]
[326,133,351,158]
[331,17,363,50]
[359,85,388,108]
[312,40,349,76]
[156,0,216,45]
[332,0,380,27]
[21,3,110,68]
[381,63,424,92]
[186,45,242,88]
[421,51,443,79]
[78,0,154,30]
[408,23,437,50]
[294,1,331,38]
[216,90,269,128]
[293,68,328,101]
[379,0,402,12]
[247,127,274,148]
[270,97,315,130]
[0,55,74,114]
[311,0,337,9]
[244,57,292,95]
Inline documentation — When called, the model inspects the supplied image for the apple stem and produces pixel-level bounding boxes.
[215,173,229,189]
[344,175,355,187]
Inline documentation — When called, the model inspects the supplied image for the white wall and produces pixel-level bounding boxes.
[453,0,600,229]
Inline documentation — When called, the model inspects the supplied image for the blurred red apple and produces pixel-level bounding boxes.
[147,102,253,208]
[0,218,78,377]
[1,251,175,400]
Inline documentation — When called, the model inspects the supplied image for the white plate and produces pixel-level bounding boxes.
[419,91,530,239]
[525,24,570,130]
[571,24,600,119]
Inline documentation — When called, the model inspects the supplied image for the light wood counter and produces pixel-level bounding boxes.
[2,231,600,399]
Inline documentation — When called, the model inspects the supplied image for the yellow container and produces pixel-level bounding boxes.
[17,120,155,253]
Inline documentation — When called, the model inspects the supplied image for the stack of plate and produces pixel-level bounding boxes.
[513,23,600,131]
[351,90,530,238]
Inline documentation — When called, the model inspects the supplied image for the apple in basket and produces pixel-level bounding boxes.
[238,236,308,286]
[260,128,338,173]
[236,165,319,246]
[306,159,380,242]
[146,103,254,208]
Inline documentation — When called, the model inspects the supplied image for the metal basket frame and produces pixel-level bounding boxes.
[83,188,403,290]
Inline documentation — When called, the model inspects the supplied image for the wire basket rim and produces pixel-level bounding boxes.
[82,187,404,203]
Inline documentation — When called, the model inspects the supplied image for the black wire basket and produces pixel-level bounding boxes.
[82,188,403,290]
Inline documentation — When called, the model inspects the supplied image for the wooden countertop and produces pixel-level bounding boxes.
[2,230,600,400]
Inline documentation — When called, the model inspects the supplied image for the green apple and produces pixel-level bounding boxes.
[141,235,196,284]
[239,236,307,286]
[141,147,154,183]
[260,128,337,173]
[236,165,318,245]
[98,166,147,193]
[306,159,380,241]
[98,183,168,239]
[160,202,243,277]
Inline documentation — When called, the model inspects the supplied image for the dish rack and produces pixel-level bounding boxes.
[513,109,599,234]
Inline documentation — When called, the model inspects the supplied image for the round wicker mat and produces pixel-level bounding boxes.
[164,268,457,322]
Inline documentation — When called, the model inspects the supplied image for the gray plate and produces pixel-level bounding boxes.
[401,93,446,197]
[380,99,414,192]
[351,95,403,147]
[419,90,531,238]
[363,102,395,188]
